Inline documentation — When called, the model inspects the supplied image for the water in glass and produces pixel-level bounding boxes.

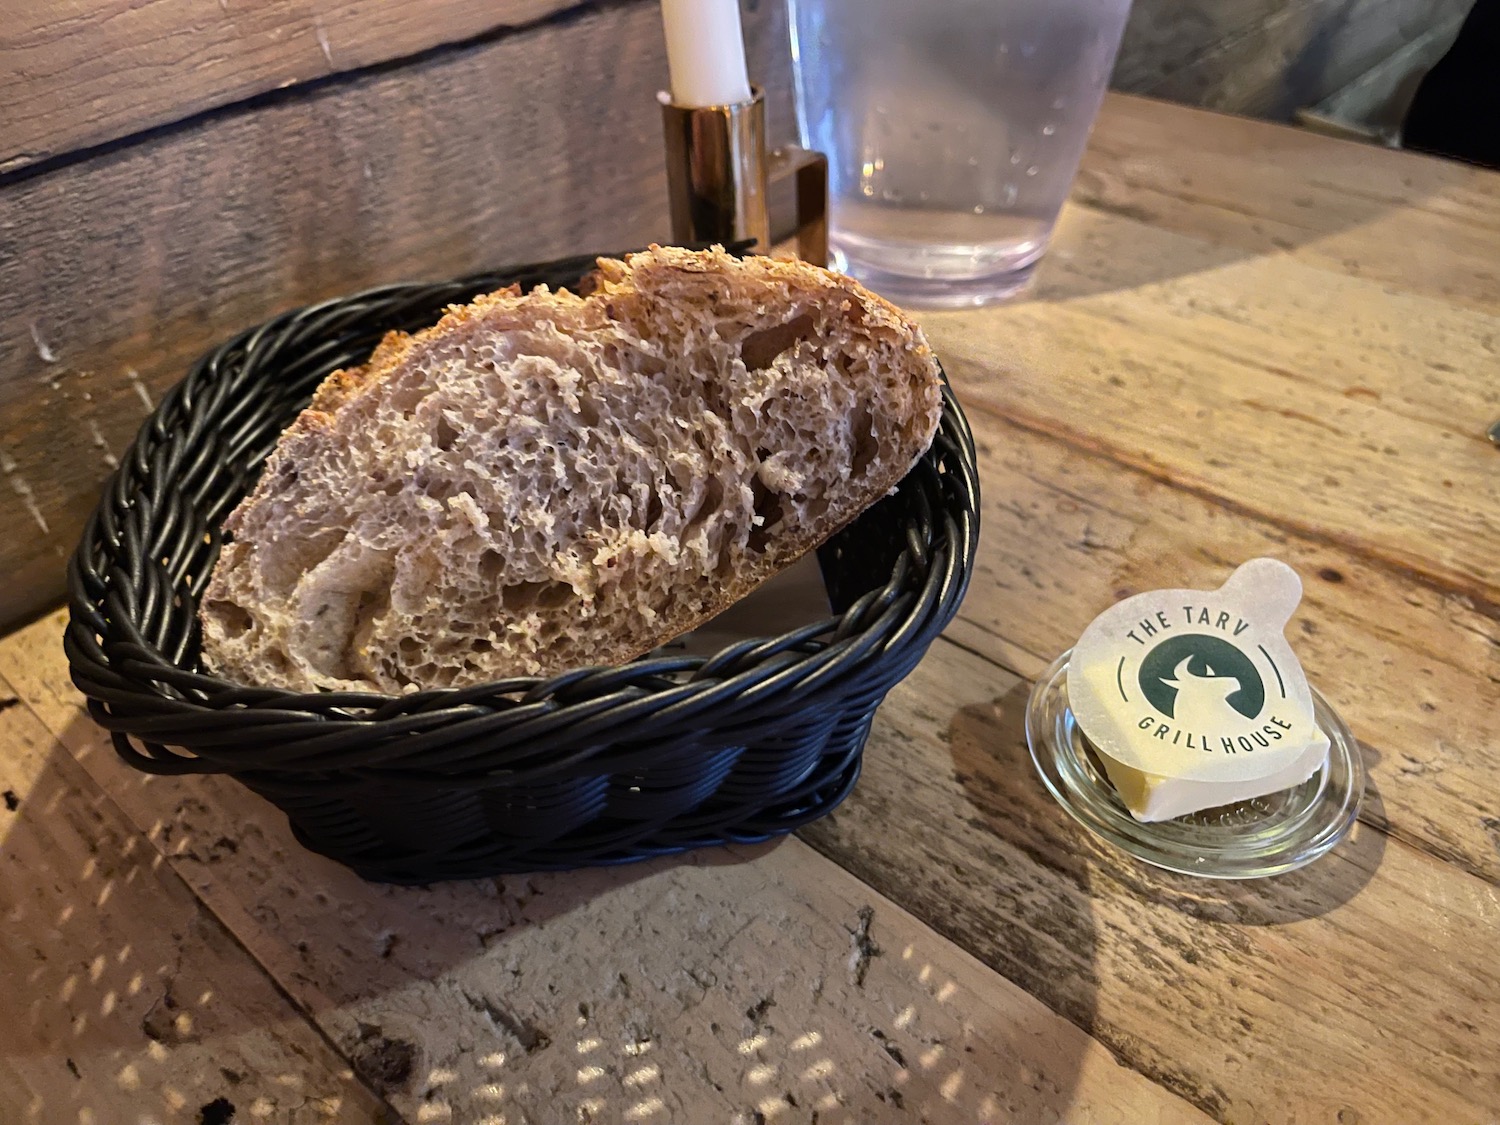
[789,0,1131,305]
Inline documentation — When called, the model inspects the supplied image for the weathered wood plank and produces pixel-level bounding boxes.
[1031,203,1500,434]
[0,679,391,1123]
[1075,95,1500,314]
[0,0,581,172]
[0,612,1215,1125]
[801,637,1500,1125]
[0,0,796,634]
[10,602,1496,1123]
[918,209,1500,604]
[941,405,1500,883]
[11,0,1465,168]
[6,90,1491,638]
[1,0,1467,172]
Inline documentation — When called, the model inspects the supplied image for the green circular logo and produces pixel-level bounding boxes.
[1138,634,1265,721]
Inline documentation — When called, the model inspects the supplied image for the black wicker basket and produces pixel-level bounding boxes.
[66,249,980,883]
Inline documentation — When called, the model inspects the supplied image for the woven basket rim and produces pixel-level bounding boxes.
[65,252,980,787]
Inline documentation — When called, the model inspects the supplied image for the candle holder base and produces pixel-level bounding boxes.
[661,88,827,263]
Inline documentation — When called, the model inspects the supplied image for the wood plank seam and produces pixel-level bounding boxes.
[794,639,1500,1122]
[914,383,1500,883]
[940,405,1500,881]
[0,0,638,190]
[19,406,1488,891]
[955,389,1500,623]
[14,400,1490,887]
[933,627,1035,684]
[6,608,1494,1122]
[788,829,1246,1118]
[192,891,414,1125]
[0,0,800,632]
[1154,329,1488,443]
[1075,184,1498,268]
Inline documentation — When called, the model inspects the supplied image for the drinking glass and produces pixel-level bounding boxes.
[788,0,1132,306]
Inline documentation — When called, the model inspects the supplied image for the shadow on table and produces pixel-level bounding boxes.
[1019,115,1424,303]
[0,710,732,1120]
[6,609,1377,1125]
[939,680,1103,1084]
[943,676,1386,1099]
[57,708,720,946]
[950,682,1386,932]
[790,663,1105,1125]
[1125,761,1387,926]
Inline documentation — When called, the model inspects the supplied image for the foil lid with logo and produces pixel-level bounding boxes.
[1026,558,1365,878]
[1066,558,1328,822]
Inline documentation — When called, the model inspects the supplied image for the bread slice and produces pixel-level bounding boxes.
[199,246,943,692]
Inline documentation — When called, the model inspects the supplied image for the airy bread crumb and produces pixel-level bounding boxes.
[199,246,943,692]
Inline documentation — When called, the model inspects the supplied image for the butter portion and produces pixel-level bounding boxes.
[1066,559,1331,823]
[1097,733,1329,822]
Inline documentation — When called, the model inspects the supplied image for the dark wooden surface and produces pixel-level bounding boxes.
[0,0,795,633]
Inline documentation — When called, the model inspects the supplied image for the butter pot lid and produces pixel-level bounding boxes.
[1066,559,1320,784]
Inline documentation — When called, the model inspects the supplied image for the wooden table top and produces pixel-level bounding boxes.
[2,94,1497,1125]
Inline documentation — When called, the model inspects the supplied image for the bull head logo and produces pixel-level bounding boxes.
[1159,656,1242,726]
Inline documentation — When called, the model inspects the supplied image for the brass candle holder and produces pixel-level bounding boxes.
[660,87,828,264]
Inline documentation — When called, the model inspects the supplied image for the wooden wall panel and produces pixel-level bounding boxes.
[4,0,1468,176]
[0,0,581,172]
[0,0,796,631]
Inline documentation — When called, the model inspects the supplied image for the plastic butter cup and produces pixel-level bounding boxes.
[1093,735,1328,824]
[1026,559,1365,878]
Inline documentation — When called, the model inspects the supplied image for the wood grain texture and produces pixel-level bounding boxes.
[1113,0,1471,119]
[0,0,580,172]
[5,91,1493,633]
[0,682,391,1124]
[937,408,1500,886]
[0,612,1215,1125]
[1075,95,1500,314]
[0,0,796,634]
[918,205,1500,604]
[801,638,1500,1125]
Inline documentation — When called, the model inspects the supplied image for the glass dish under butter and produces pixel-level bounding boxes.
[1027,650,1365,879]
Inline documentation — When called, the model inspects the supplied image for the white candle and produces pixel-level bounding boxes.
[660,0,752,107]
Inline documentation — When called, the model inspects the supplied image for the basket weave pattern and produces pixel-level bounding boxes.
[66,251,980,883]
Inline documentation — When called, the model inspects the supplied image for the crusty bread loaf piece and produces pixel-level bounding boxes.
[200,246,943,692]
